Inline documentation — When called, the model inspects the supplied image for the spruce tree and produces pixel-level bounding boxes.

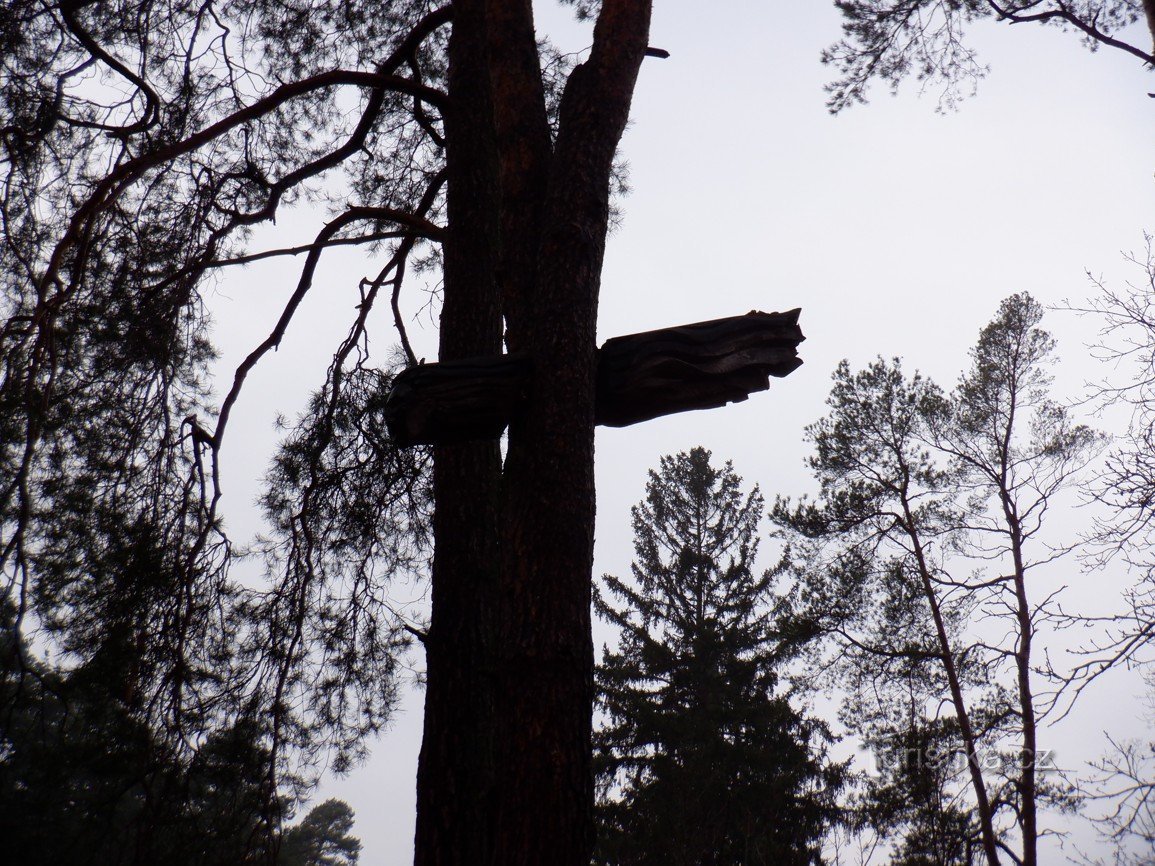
[593,448,843,866]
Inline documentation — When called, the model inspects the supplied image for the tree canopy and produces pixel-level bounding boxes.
[594,448,844,866]
[775,294,1101,865]
[824,0,1155,111]
[0,595,288,865]
[2,0,446,786]
[279,799,362,866]
[1,0,656,860]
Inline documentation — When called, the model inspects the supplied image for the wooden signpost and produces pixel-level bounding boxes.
[384,308,804,447]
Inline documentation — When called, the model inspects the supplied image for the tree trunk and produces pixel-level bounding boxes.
[491,1,652,862]
[903,505,1003,866]
[1006,506,1038,866]
[415,2,652,862]
[413,1,502,861]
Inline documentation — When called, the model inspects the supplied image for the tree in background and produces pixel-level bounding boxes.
[823,2,1154,856]
[823,1,1155,113]
[1,1,1145,863]
[775,295,1101,866]
[278,799,361,866]
[0,598,285,865]
[1061,239,1155,862]
[1066,238,1155,683]
[594,448,844,866]
[854,697,982,866]
[1,593,363,866]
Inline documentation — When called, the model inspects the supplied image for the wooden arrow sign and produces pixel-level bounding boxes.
[384,308,803,446]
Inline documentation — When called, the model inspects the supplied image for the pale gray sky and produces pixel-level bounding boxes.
[206,3,1154,862]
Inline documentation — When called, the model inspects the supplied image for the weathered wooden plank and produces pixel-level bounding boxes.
[384,354,531,446]
[383,309,804,445]
[595,308,803,427]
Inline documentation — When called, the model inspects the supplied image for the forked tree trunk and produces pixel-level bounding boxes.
[492,2,652,861]
[414,1,653,864]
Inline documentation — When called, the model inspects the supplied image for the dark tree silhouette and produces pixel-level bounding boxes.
[0,598,281,865]
[7,1,1137,862]
[593,448,843,866]
[278,799,361,866]
[854,705,982,866]
[0,0,653,862]
[824,1,1155,113]
[774,295,1101,866]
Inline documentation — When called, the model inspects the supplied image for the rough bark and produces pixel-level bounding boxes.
[595,308,803,426]
[384,354,531,446]
[413,1,502,862]
[484,0,552,352]
[413,2,654,861]
[492,1,652,862]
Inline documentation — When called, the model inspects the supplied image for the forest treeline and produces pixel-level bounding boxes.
[1,600,361,862]
[8,287,1155,864]
[590,291,1155,865]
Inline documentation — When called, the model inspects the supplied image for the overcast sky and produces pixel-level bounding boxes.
[205,3,1153,862]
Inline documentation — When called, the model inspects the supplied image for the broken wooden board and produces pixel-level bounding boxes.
[383,353,531,447]
[594,308,803,427]
[384,309,803,446]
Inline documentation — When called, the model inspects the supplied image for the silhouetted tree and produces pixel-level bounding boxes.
[278,799,361,866]
[10,1,1135,861]
[1065,238,1155,680]
[824,1,1155,113]
[1062,238,1155,864]
[0,0,654,861]
[0,599,279,865]
[594,448,843,866]
[849,673,982,865]
[775,295,1101,866]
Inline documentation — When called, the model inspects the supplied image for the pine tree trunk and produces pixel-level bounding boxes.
[415,2,652,862]
[413,1,502,861]
[904,506,1002,866]
[1007,509,1038,866]
[491,1,652,862]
